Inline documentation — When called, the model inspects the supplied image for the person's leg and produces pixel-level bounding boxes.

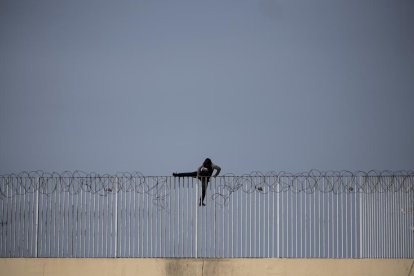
[200,176,210,206]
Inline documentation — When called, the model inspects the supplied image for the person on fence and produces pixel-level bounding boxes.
[173,158,221,206]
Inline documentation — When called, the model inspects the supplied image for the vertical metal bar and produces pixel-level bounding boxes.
[356,177,359,258]
[124,178,128,257]
[77,182,81,257]
[14,179,18,257]
[322,178,325,258]
[359,177,363,258]
[280,177,284,258]
[185,176,188,257]
[373,184,376,258]
[2,179,7,256]
[297,179,300,258]
[230,177,233,258]
[55,180,62,257]
[120,179,124,257]
[336,180,339,258]
[329,179,333,258]
[267,176,270,258]
[148,177,152,257]
[163,177,167,257]
[314,180,317,258]
[11,180,16,256]
[301,183,305,258]
[196,179,200,258]
[35,178,39,257]
[102,185,106,257]
[379,186,383,258]
[178,176,180,257]
[6,183,10,256]
[182,176,185,257]
[204,178,208,257]
[349,178,353,258]
[153,179,157,257]
[213,178,218,258]
[289,178,293,257]
[114,177,118,257]
[3,179,7,256]
[54,182,58,257]
[327,178,330,258]
[15,179,21,257]
[109,181,113,257]
[271,176,274,258]
[409,177,412,258]
[386,181,390,258]
[246,178,249,257]
[85,181,90,257]
[139,177,143,257]
[258,179,261,257]
[367,178,370,258]
[168,177,171,257]
[276,177,279,258]
[138,177,141,257]
[295,178,298,257]
[350,177,353,258]
[369,179,373,258]
[205,178,208,258]
[384,177,395,258]
[10,179,19,257]
[208,177,211,257]
[239,177,242,257]
[70,185,74,257]
[237,176,241,257]
[21,180,27,257]
[249,178,252,257]
[20,180,25,257]
[344,178,347,258]
[404,185,408,258]
[172,177,175,257]
[135,177,138,258]
[127,180,131,257]
[365,178,369,258]
[157,178,161,257]
[0,180,3,256]
[399,187,403,257]
[121,179,125,257]
[257,178,260,257]
[91,180,95,257]
[393,183,396,257]
[79,180,84,257]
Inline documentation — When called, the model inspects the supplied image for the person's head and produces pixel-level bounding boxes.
[203,158,212,168]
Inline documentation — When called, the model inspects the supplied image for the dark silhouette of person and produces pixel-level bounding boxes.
[173,158,221,206]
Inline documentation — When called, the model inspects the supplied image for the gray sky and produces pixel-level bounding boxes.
[1,0,413,175]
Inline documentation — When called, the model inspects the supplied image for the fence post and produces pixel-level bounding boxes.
[195,177,198,258]
[114,176,118,258]
[359,175,363,258]
[35,177,40,258]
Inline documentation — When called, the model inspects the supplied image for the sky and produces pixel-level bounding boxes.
[1,0,413,175]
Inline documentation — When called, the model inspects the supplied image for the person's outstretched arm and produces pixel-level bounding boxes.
[212,164,221,177]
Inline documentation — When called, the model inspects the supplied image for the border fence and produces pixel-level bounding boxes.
[0,170,413,258]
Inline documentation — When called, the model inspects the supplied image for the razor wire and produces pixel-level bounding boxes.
[211,170,414,206]
[0,170,413,204]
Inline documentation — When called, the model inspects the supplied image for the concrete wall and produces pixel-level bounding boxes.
[1,258,414,276]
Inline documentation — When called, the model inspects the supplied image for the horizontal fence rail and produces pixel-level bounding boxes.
[0,171,413,258]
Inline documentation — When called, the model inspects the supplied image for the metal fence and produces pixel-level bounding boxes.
[0,171,413,258]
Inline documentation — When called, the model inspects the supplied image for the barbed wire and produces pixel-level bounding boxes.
[1,170,413,207]
[212,170,414,206]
